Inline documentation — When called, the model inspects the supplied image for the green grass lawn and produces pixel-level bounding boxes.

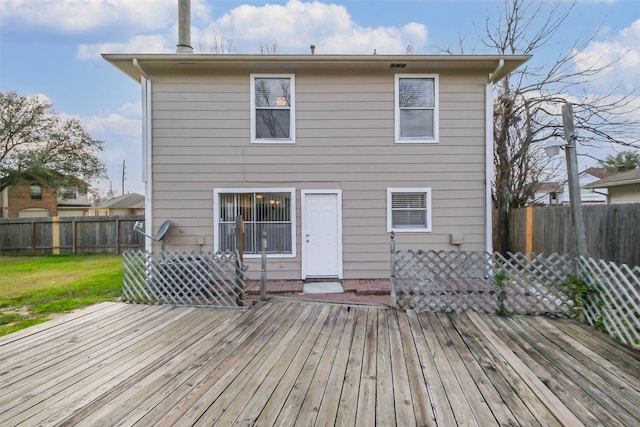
[0,254,123,336]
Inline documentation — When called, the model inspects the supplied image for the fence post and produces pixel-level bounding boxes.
[234,215,244,262]
[52,217,60,254]
[115,218,120,254]
[525,206,533,254]
[260,231,267,301]
[31,221,37,252]
[72,220,77,254]
[390,231,396,307]
[234,215,245,305]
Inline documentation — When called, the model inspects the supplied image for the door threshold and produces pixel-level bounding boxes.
[302,281,344,294]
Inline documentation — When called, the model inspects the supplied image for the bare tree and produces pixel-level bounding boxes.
[483,0,639,253]
[0,91,106,192]
[196,30,237,54]
[259,41,280,54]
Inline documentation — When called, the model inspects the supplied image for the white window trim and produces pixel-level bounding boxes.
[250,74,296,144]
[213,187,296,259]
[387,187,432,233]
[394,74,439,144]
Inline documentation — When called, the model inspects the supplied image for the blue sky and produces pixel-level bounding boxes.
[1,0,639,196]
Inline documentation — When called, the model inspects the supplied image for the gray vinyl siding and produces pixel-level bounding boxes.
[150,71,488,280]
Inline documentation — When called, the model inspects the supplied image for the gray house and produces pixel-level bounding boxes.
[104,53,528,280]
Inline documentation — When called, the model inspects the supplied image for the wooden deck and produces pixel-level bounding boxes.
[0,299,638,426]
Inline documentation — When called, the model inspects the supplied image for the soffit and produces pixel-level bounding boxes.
[102,54,530,83]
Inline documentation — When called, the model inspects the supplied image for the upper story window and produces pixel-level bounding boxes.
[30,184,42,200]
[59,186,78,200]
[395,74,439,144]
[251,75,295,144]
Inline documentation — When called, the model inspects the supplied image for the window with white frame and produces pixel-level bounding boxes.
[215,189,295,256]
[387,188,432,232]
[58,186,78,200]
[395,74,439,143]
[30,184,42,200]
[251,75,295,143]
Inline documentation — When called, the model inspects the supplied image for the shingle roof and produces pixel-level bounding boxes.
[97,193,145,209]
[583,169,640,189]
[534,181,562,193]
[581,167,616,180]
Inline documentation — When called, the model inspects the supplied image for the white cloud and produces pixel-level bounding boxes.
[120,102,142,118]
[79,112,143,194]
[0,0,210,34]
[77,34,173,60]
[51,107,143,194]
[80,112,141,139]
[195,0,428,54]
[573,19,640,92]
[74,0,429,60]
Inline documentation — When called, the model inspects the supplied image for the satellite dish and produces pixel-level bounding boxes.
[154,220,172,242]
[133,219,172,251]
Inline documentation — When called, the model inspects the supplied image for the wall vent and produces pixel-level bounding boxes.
[390,63,407,68]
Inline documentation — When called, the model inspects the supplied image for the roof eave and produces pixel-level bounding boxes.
[584,179,640,189]
[102,53,531,83]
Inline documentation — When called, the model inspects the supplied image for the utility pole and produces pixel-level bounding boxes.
[121,160,126,196]
[562,102,588,260]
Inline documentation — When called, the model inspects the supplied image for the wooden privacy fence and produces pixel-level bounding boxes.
[0,215,144,254]
[122,250,248,307]
[391,234,640,349]
[508,204,640,267]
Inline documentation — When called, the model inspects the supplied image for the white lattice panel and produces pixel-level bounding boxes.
[392,250,575,314]
[123,250,247,307]
[580,256,640,349]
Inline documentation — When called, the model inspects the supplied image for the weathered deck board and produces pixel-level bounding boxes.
[434,313,517,426]
[483,314,614,426]
[374,309,397,426]
[0,300,639,426]
[294,305,350,426]
[448,313,542,426]
[492,314,637,426]
[270,305,342,425]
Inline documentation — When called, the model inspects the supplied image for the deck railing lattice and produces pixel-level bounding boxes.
[580,257,640,348]
[390,234,639,349]
[122,250,247,307]
[493,251,576,315]
[392,247,575,315]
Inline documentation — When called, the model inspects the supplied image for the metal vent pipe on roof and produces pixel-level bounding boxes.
[176,0,193,53]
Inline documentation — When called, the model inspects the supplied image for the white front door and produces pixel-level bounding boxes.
[302,190,342,279]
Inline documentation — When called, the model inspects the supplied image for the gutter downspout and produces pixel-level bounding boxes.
[485,81,494,253]
[134,58,153,252]
[133,58,149,80]
[488,58,504,84]
[484,59,503,252]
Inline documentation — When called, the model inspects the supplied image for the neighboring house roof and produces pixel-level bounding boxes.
[536,168,613,193]
[583,169,640,189]
[103,54,531,84]
[581,167,616,180]
[97,193,145,209]
[534,181,562,193]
